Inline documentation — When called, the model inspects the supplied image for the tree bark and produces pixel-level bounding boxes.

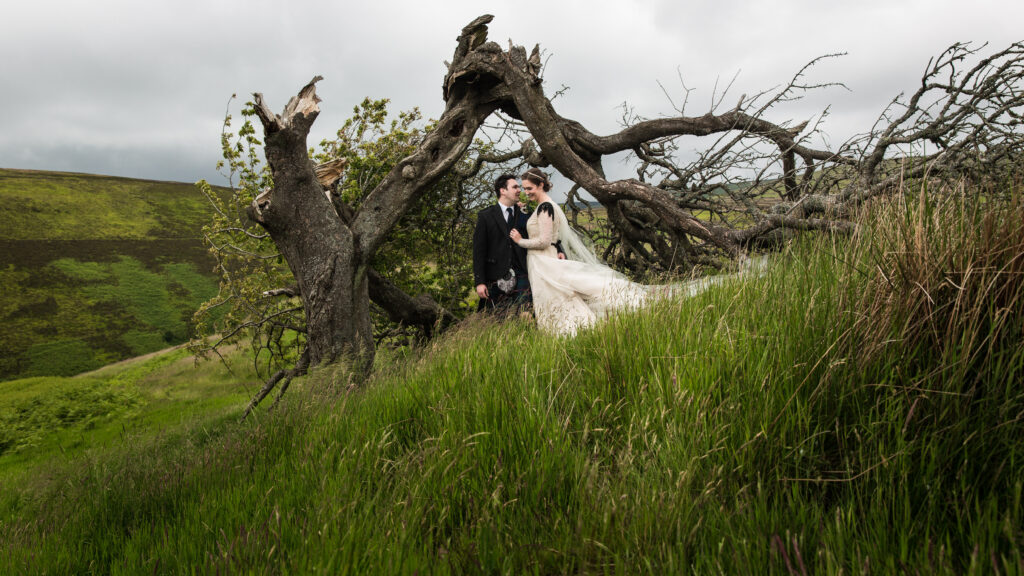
[248,17,499,375]
[247,77,371,369]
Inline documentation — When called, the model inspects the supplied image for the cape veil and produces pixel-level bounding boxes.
[549,201,607,268]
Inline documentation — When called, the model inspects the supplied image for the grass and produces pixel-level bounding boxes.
[0,375,139,456]
[0,168,214,241]
[0,183,1022,573]
[0,343,254,477]
[0,168,221,381]
[1,255,218,380]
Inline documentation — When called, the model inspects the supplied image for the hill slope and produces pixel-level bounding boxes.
[0,168,220,381]
[1,188,1021,573]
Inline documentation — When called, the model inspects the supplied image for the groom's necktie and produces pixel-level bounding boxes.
[506,207,514,229]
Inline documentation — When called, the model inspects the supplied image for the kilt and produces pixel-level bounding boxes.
[479,274,532,315]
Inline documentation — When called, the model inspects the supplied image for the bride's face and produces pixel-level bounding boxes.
[522,179,541,202]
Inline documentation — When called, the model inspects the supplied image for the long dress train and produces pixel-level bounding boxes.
[518,202,650,336]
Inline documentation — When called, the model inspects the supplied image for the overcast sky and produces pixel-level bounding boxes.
[2,0,1022,187]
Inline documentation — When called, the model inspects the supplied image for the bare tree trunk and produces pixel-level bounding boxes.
[246,78,373,369]
[245,16,499,380]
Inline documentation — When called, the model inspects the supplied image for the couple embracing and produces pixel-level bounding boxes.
[473,168,650,336]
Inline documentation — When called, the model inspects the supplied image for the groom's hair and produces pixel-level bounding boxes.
[494,174,517,197]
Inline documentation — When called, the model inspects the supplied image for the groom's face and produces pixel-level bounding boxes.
[500,179,521,204]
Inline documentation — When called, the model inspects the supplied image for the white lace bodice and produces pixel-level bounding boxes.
[516,203,558,250]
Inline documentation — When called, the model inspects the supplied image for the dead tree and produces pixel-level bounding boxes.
[240,15,1024,411]
[245,16,504,382]
[466,38,1024,273]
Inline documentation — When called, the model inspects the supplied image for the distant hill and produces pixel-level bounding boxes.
[0,168,222,381]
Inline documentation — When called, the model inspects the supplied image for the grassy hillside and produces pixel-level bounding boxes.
[0,343,253,471]
[0,168,220,381]
[1,186,1020,573]
[0,169,215,241]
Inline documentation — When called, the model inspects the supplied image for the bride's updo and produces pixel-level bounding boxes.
[521,167,552,192]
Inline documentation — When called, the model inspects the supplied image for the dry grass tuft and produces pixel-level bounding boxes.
[848,183,1024,389]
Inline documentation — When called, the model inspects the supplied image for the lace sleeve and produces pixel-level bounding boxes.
[516,203,555,250]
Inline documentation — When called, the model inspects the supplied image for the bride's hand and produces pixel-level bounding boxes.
[509,229,522,243]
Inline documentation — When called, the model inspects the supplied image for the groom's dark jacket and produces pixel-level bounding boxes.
[473,203,529,290]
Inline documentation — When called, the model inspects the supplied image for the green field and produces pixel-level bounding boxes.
[1,186,1020,573]
[0,168,220,381]
[0,169,215,241]
[0,343,253,468]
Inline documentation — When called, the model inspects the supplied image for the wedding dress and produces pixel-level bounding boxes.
[517,202,650,336]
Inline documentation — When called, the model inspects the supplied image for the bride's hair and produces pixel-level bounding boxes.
[521,168,552,192]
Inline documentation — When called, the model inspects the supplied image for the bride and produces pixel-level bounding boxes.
[509,168,652,336]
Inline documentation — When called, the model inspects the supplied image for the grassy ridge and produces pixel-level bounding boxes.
[0,168,212,241]
[0,342,253,471]
[1,186,1020,573]
[0,168,220,381]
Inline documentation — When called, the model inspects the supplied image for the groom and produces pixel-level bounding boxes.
[473,174,531,313]
[473,173,565,314]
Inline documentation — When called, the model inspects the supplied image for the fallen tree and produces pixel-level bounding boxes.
[194,16,1024,415]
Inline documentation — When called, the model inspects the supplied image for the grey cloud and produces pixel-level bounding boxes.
[1,141,216,184]
[1,0,1022,186]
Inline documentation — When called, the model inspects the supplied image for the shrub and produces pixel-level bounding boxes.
[0,376,139,455]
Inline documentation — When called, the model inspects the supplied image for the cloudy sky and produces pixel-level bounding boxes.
[2,0,1021,186]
